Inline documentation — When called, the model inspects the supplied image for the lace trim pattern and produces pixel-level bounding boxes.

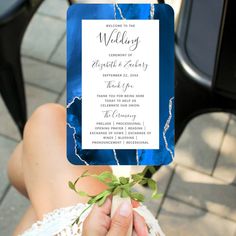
[20,204,91,236]
[20,204,165,236]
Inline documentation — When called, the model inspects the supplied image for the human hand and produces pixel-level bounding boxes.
[82,198,148,236]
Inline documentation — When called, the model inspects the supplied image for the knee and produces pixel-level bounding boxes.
[23,103,65,139]
[7,142,28,197]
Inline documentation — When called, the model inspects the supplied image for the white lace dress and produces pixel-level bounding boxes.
[20,203,165,236]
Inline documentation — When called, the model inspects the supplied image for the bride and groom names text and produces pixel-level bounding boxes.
[92,59,148,72]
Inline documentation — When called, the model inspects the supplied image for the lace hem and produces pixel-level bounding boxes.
[20,204,165,236]
[20,203,90,236]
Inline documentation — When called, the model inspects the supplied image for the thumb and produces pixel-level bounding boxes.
[107,201,133,236]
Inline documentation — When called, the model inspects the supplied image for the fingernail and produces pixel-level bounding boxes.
[119,202,132,217]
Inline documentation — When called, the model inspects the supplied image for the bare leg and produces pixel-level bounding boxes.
[13,206,37,236]
[8,142,27,197]
[8,103,111,234]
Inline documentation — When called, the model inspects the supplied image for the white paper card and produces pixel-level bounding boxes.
[82,20,159,149]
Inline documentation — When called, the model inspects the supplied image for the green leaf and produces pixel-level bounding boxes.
[131,174,143,182]
[68,181,75,191]
[89,195,102,204]
[119,177,129,185]
[98,195,107,206]
[141,166,156,177]
[121,189,129,198]
[130,192,145,202]
[122,184,131,192]
[99,171,113,179]
[107,182,116,188]
[113,186,121,195]
[148,179,157,191]
[94,172,117,184]
[88,198,96,204]
[152,193,163,199]
[139,179,148,185]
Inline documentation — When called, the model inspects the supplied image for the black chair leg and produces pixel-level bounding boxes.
[0,0,44,136]
[0,31,27,136]
[174,62,213,142]
[175,61,236,142]
[0,58,26,136]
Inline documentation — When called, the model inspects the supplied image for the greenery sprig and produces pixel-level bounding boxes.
[68,166,162,225]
